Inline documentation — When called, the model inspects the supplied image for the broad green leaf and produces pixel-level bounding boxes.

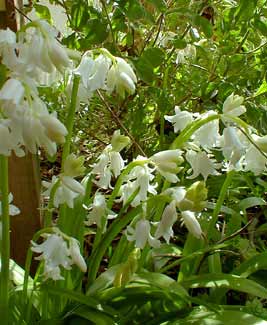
[254,18,267,36]
[181,273,267,298]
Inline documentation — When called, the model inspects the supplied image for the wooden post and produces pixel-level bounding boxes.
[0,0,41,269]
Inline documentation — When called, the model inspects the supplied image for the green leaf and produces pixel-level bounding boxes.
[235,0,257,22]
[142,48,165,68]
[34,4,52,23]
[181,273,267,298]
[254,18,267,36]
[178,307,267,325]
[238,197,266,211]
[254,79,267,97]
[193,15,213,38]
[233,252,267,278]
[172,38,187,49]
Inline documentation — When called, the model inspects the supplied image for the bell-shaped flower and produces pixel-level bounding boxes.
[150,149,184,183]
[92,130,129,189]
[0,78,24,106]
[119,164,157,207]
[75,53,111,94]
[31,233,72,280]
[186,149,220,181]
[244,135,267,175]
[193,111,221,148]
[85,192,116,232]
[107,57,137,98]
[69,238,87,273]
[222,93,246,117]
[181,210,202,239]
[222,126,247,169]
[31,231,87,280]
[155,200,177,243]
[41,112,68,144]
[164,106,194,133]
[125,219,160,249]
[111,130,130,152]
[43,155,85,209]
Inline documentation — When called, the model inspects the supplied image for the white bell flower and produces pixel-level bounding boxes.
[0,78,24,106]
[193,111,220,148]
[125,219,160,249]
[85,192,116,232]
[150,149,183,183]
[222,93,246,117]
[31,231,87,280]
[181,210,202,239]
[43,172,85,209]
[186,149,220,181]
[164,106,194,133]
[75,53,111,94]
[69,238,87,273]
[222,126,247,169]
[92,130,130,189]
[119,164,157,207]
[244,135,267,175]
[155,200,177,243]
[107,57,137,98]
[31,234,72,280]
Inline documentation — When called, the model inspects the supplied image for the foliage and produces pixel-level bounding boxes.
[1,0,267,324]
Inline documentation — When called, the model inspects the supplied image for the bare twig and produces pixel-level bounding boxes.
[96,90,146,156]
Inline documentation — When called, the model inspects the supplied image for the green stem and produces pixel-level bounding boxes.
[0,155,9,324]
[207,170,235,237]
[61,74,80,163]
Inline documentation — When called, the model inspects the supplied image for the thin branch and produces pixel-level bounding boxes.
[217,219,253,244]
[96,90,146,156]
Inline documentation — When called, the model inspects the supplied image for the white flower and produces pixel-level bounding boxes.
[243,135,267,175]
[175,44,196,65]
[0,78,24,106]
[150,149,183,183]
[92,130,129,188]
[155,200,177,243]
[186,149,220,181]
[31,232,87,280]
[181,210,202,239]
[164,106,194,133]
[107,57,137,98]
[0,193,20,216]
[223,93,246,117]
[85,192,116,232]
[119,164,157,207]
[193,111,220,148]
[43,174,85,209]
[222,126,247,169]
[69,238,87,273]
[75,53,111,94]
[31,234,72,280]
[88,0,102,11]
[125,219,160,249]
[41,112,68,144]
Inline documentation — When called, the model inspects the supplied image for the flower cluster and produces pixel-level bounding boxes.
[31,229,86,281]
[165,93,267,177]
[0,20,70,157]
[74,50,137,100]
